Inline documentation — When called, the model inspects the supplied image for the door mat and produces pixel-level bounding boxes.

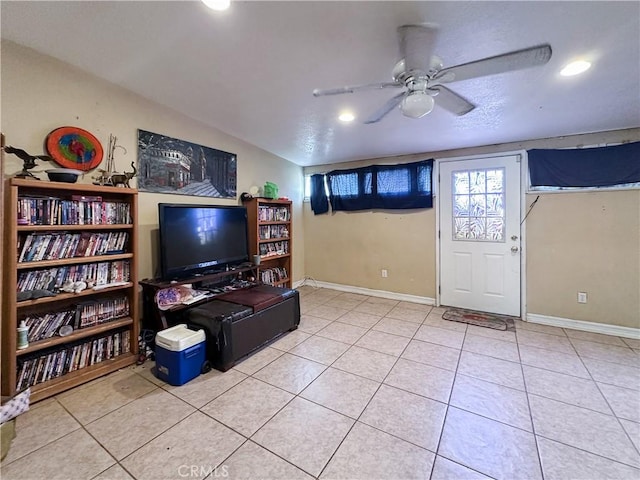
[442,308,517,331]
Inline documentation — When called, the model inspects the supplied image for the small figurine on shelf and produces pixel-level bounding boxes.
[93,134,127,186]
[2,146,54,180]
[92,169,112,186]
[110,162,137,188]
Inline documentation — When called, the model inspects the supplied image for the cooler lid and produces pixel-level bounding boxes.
[155,324,205,352]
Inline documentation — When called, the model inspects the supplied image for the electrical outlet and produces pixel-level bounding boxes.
[577,292,588,304]
[381,269,388,278]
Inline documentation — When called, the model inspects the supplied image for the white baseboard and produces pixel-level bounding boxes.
[526,313,640,340]
[296,279,435,305]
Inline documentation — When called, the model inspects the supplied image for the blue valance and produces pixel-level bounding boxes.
[325,159,433,212]
[528,142,640,187]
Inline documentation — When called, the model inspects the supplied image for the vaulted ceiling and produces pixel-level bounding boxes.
[2,1,639,166]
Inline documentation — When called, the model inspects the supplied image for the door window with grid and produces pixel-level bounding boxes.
[452,168,505,241]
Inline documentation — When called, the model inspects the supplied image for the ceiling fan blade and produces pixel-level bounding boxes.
[313,82,402,97]
[398,24,438,74]
[434,44,552,83]
[431,85,475,116]
[364,91,407,124]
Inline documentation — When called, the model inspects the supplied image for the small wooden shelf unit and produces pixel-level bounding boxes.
[2,178,139,402]
[243,198,292,288]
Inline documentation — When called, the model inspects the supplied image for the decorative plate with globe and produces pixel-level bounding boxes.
[46,126,103,171]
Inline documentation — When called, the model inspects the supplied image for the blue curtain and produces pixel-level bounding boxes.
[327,166,373,211]
[310,174,329,214]
[326,160,433,212]
[528,142,640,187]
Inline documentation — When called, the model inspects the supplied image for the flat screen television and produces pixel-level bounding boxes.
[158,203,250,280]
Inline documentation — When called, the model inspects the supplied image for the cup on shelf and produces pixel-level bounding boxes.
[253,255,261,266]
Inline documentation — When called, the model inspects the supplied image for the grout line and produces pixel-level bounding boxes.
[533,432,640,471]
[315,303,430,479]
[526,388,618,418]
[516,333,546,480]
[430,318,469,479]
[54,375,169,478]
[521,327,640,475]
[573,343,640,458]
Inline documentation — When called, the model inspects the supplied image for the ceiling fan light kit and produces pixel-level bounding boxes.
[313,24,552,124]
[338,112,355,122]
[560,60,591,76]
[401,91,435,118]
[202,0,230,11]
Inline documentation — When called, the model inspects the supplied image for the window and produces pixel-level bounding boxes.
[304,175,311,201]
[452,168,505,241]
[310,160,433,213]
[377,168,410,195]
[329,171,370,197]
[527,142,640,192]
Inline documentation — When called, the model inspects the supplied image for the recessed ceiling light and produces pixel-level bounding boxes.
[560,60,591,76]
[338,112,355,122]
[202,0,230,11]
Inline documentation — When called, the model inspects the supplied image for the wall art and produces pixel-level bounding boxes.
[137,129,237,198]
[46,126,103,171]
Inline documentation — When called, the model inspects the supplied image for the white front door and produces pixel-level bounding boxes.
[439,154,521,316]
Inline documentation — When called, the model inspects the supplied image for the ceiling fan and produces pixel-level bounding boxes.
[312,24,552,124]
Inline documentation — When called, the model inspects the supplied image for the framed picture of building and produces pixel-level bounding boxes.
[137,129,237,198]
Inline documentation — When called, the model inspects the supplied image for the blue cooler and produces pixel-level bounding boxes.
[155,324,206,386]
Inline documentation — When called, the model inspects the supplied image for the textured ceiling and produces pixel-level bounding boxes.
[1,1,639,166]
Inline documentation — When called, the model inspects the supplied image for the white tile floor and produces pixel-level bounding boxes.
[2,286,639,480]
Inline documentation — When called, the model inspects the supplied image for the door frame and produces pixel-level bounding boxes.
[435,150,528,319]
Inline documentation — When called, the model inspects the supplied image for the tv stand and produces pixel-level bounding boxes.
[140,271,301,372]
[139,265,259,331]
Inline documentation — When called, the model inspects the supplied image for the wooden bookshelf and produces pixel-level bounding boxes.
[243,198,292,288]
[2,178,139,401]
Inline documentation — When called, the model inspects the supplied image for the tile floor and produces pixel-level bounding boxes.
[2,286,639,480]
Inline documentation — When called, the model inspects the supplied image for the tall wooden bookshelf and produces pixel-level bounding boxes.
[2,178,139,402]
[244,198,292,288]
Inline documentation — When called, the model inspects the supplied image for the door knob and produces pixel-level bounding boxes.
[511,246,519,253]
[511,235,518,241]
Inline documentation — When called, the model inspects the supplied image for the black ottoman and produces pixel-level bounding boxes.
[188,300,253,371]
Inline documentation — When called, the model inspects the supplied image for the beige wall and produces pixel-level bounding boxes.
[526,190,640,327]
[304,130,640,329]
[304,153,439,298]
[303,204,436,297]
[1,41,304,283]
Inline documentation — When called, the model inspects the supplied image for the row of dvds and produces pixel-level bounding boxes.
[260,267,288,285]
[17,260,131,294]
[258,240,289,257]
[17,197,132,226]
[18,231,129,263]
[257,206,290,222]
[24,309,75,343]
[77,297,130,328]
[16,330,131,391]
[258,224,289,240]
[20,296,130,343]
